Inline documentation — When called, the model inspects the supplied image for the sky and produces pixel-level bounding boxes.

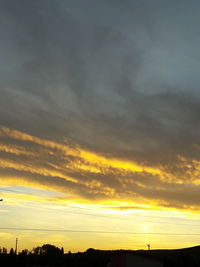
[1,0,200,252]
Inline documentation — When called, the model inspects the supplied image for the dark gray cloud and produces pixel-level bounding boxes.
[1,0,200,210]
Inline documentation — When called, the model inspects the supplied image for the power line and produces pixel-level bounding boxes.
[0,227,200,236]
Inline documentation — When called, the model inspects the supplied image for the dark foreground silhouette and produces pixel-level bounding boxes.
[1,244,200,266]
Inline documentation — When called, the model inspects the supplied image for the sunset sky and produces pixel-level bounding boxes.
[1,0,200,252]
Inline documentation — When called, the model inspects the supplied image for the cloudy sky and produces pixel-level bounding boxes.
[1,0,200,251]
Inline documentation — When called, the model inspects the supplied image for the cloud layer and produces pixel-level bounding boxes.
[1,126,200,211]
[1,0,200,211]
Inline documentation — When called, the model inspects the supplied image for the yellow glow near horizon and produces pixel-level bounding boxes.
[0,126,200,251]
[0,193,200,252]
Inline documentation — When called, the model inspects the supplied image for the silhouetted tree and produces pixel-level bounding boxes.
[2,247,7,254]
[86,248,96,253]
[33,246,42,255]
[9,248,14,255]
[41,244,63,256]
[20,249,29,255]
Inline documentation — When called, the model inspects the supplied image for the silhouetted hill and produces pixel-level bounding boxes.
[132,246,200,266]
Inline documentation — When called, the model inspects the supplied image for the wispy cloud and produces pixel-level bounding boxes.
[0,126,200,212]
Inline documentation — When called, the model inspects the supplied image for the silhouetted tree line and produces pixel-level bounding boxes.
[0,244,64,256]
[1,244,200,267]
[0,244,109,267]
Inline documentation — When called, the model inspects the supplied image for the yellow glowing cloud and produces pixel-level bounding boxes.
[1,126,200,212]
[0,126,164,176]
[0,144,35,156]
[80,150,163,175]
[0,158,78,184]
[0,127,78,157]
[0,127,166,193]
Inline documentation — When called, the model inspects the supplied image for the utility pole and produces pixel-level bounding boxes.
[15,238,18,255]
